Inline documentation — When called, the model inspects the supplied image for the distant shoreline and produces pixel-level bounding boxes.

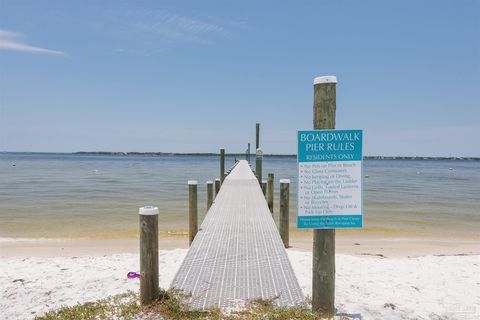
[2,151,479,160]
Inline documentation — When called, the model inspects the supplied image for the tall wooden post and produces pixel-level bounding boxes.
[261,180,267,197]
[220,149,225,184]
[267,173,274,214]
[256,123,260,149]
[312,75,337,317]
[247,143,251,163]
[139,206,159,305]
[255,148,263,184]
[215,178,221,196]
[207,181,213,210]
[279,179,290,248]
[188,180,198,245]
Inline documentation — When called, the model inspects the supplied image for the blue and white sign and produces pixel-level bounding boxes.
[297,129,363,229]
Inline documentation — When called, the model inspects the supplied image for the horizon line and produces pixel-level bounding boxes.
[1,151,479,159]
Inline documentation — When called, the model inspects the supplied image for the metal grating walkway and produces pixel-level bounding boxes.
[170,160,304,309]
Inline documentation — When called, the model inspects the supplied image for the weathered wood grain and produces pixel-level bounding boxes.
[139,207,159,305]
[279,179,290,248]
[267,173,274,214]
[312,78,336,317]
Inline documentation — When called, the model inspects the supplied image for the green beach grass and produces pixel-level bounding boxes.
[35,289,341,320]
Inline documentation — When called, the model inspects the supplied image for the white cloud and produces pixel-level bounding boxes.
[0,28,64,56]
[106,9,227,44]
[0,29,22,38]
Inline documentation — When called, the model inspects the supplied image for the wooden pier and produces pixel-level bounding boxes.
[170,160,304,309]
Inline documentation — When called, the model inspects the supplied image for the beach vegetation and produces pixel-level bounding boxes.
[35,291,140,320]
[35,289,345,319]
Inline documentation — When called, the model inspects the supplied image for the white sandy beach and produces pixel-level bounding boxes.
[1,248,479,320]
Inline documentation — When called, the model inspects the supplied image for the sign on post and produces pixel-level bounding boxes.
[297,129,363,229]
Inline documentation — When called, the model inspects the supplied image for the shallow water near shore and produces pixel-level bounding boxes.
[1,153,479,242]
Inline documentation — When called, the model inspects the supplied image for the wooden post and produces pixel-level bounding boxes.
[312,75,337,317]
[139,206,159,305]
[256,123,260,149]
[279,179,290,248]
[207,181,213,210]
[247,142,251,163]
[255,148,263,184]
[267,173,274,214]
[261,180,267,197]
[215,178,220,196]
[188,180,198,245]
[220,149,225,184]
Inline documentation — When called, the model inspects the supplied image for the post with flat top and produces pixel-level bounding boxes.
[256,123,260,149]
[220,149,225,185]
[207,181,213,210]
[188,180,198,245]
[247,143,251,163]
[139,206,159,305]
[279,179,290,248]
[261,180,267,197]
[312,75,337,317]
[214,178,220,197]
[255,148,263,184]
[267,173,274,214]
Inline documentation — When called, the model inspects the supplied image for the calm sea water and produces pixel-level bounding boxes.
[0,153,479,239]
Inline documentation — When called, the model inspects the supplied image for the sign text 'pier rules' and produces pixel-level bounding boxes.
[297,129,363,229]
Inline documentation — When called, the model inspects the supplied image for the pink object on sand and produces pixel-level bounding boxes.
[127,272,141,279]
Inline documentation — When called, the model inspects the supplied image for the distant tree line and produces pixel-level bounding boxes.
[72,152,479,160]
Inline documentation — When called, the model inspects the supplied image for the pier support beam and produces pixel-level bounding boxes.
[261,180,267,197]
[215,178,220,197]
[267,173,274,214]
[255,148,263,184]
[312,75,337,317]
[188,180,198,245]
[220,149,225,185]
[207,181,213,210]
[279,179,290,248]
[139,206,159,305]
[256,123,260,149]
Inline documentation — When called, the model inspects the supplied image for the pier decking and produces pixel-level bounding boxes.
[170,160,304,309]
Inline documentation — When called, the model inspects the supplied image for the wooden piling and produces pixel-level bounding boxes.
[139,206,159,305]
[312,75,337,317]
[261,180,267,197]
[215,178,220,196]
[279,179,290,248]
[255,148,263,184]
[207,181,213,210]
[220,149,225,184]
[267,173,274,214]
[188,180,198,245]
[256,123,260,149]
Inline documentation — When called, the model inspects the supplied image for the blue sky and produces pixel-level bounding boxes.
[0,0,478,156]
